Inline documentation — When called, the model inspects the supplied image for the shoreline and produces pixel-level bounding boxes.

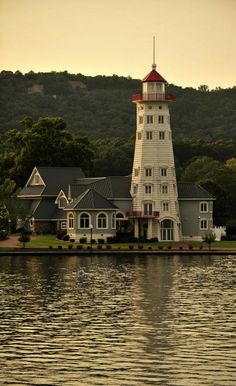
[0,247,235,256]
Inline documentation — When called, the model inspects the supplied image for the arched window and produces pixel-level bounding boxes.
[79,212,90,229]
[160,219,174,241]
[68,213,74,229]
[200,219,208,230]
[112,213,116,229]
[97,213,107,229]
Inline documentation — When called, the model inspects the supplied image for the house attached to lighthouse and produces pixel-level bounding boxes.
[130,62,181,241]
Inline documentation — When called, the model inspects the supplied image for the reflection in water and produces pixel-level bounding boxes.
[0,254,235,385]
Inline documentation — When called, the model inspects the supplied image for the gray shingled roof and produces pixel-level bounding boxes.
[36,167,85,196]
[66,189,118,210]
[32,199,66,220]
[177,182,215,200]
[70,176,131,200]
[18,185,45,197]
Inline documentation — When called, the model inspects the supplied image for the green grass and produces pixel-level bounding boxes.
[20,234,236,250]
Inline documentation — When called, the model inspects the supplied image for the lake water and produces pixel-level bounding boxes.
[0,254,235,386]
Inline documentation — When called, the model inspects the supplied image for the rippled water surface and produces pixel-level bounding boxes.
[0,254,235,385]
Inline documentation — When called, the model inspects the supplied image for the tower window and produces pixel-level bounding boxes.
[159,105,162,109]
[147,115,153,124]
[159,131,165,140]
[133,184,138,194]
[146,131,153,140]
[134,168,139,177]
[145,168,152,177]
[148,105,152,109]
[144,185,152,194]
[137,132,142,140]
[162,202,169,211]
[161,184,168,194]
[143,203,153,215]
[160,167,167,177]
[139,116,143,124]
[158,115,164,124]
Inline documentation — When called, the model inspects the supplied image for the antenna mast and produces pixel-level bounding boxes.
[152,36,156,69]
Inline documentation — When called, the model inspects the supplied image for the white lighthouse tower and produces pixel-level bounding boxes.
[130,42,181,241]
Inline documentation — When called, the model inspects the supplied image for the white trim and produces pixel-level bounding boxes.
[25,167,46,187]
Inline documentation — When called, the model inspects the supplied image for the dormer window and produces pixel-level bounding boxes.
[59,197,67,209]
[34,174,40,185]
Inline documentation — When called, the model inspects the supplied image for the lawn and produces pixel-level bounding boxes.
[16,234,236,250]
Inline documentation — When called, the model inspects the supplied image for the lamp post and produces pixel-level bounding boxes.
[90,224,93,252]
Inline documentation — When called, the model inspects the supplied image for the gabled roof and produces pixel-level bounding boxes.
[20,167,85,198]
[142,69,167,83]
[69,176,131,200]
[177,182,215,200]
[65,189,118,210]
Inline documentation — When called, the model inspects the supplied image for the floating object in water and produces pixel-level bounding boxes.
[79,269,85,277]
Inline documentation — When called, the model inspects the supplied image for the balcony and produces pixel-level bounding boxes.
[127,211,160,218]
[132,93,176,102]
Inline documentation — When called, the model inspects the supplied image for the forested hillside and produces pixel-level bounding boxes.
[0,70,235,139]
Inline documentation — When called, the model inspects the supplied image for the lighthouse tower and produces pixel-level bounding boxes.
[130,48,181,241]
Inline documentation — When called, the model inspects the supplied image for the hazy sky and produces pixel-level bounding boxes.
[0,0,235,89]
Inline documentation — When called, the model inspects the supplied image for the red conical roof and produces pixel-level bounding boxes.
[142,69,167,83]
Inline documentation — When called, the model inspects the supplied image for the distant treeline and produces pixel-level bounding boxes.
[0,70,235,139]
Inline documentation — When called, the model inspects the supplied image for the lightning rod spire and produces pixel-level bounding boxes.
[152,36,156,69]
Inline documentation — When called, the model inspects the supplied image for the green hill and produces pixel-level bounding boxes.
[0,70,235,139]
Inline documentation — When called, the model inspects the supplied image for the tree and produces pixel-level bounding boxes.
[2,117,94,185]
[18,229,31,248]
[202,233,216,250]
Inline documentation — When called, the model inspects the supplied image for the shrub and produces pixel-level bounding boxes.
[76,245,83,250]
[199,245,203,250]
[97,245,103,250]
[56,230,66,240]
[129,245,134,250]
[138,244,143,250]
[58,245,63,250]
[167,245,172,250]
[80,237,87,244]
[48,245,53,249]
[68,245,73,249]
[179,246,183,250]
[0,229,8,241]
[148,246,152,250]
[62,234,70,241]
[188,244,193,250]
[70,238,75,242]
[106,245,112,250]
[150,237,158,242]
[87,245,91,250]
[158,245,164,250]
[202,233,216,250]
[18,230,31,248]
[97,238,104,244]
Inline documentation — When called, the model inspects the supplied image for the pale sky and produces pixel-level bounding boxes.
[0,0,235,89]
